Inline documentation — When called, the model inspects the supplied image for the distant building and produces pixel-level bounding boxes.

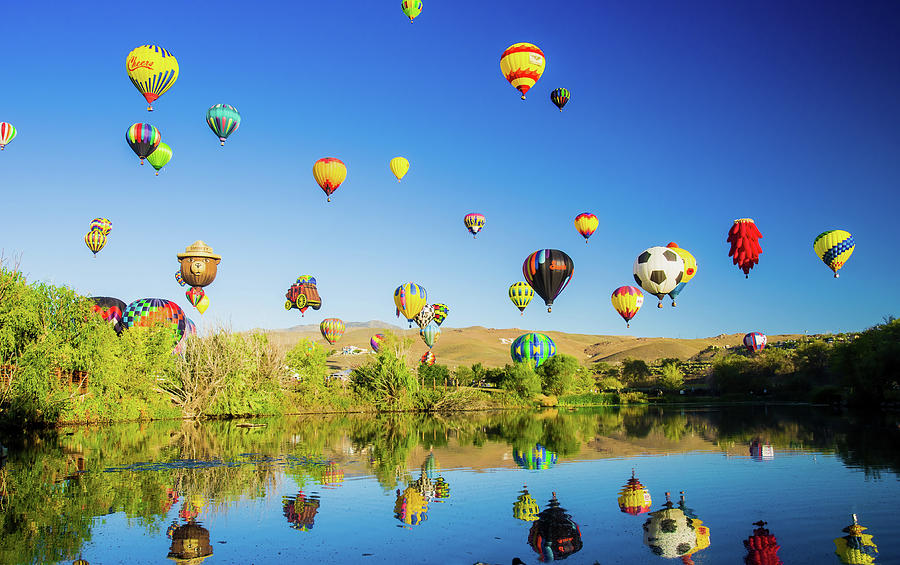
[339,346,368,355]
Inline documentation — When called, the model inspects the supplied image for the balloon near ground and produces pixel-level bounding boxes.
[401,0,422,22]
[394,282,427,323]
[573,212,598,243]
[90,297,127,335]
[125,45,179,111]
[551,88,570,111]
[728,218,763,278]
[389,156,409,181]
[320,318,345,345]
[121,298,186,343]
[464,213,486,238]
[523,249,574,312]
[206,104,241,146]
[313,157,347,202]
[632,246,685,307]
[125,123,161,165]
[500,42,545,100]
[743,332,767,352]
[420,322,440,348]
[611,286,644,328]
[814,229,855,278]
[370,333,384,353]
[510,332,556,368]
[0,122,16,150]
[508,281,534,314]
[420,350,435,366]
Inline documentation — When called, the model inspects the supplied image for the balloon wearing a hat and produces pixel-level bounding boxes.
[177,241,221,314]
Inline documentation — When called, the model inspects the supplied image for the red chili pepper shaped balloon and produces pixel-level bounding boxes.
[727,218,763,278]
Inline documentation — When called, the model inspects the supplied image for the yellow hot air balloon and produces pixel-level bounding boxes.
[313,157,347,202]
[125,45,179,111]
[666,243,698,283]
[509,281,534,314]
[394,282,428,323]
[390,156,410,182]
[500,43,545,100]
[814,230,855,278]
[196,293,210,315]
[84,230,107,256]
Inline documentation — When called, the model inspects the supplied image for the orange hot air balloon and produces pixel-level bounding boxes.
[313,158,347,202]
[500,43,546,100]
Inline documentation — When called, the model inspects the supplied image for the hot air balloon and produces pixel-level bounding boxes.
[175,270,186,287]
[420,322,440,348]
[528,493,582,561]
[431,303,449,325]
[728,218,763,278]
[611,286,644,328]
[814,230,855,278]
[285,276,322,316]
[125,45,179,111]
[412,304,434,328]
[573,212,597,243]
[834,514,878,564]
[510,333,556,368]
[390,156,409,181]
[85,230,107,256]
[500,43,545,100]
[401,0,422,22]
[523,249,574,313]
[509,282,534,314]
[464,213,486,238]
[122,298,186,343]
[633,246,685,307]
[513,486,540,522]
[90,297,127,335]
[370,333,384,353]
[420,350,435,366]
[125,123,161,164]
[313,158,347,202]
[196,293,210,315]
[551,88,570,111]
[177,241,221,289]
[744,521,782,565]
[394,283,427,324]
[206,104,241,146]
[147,142,172,175]
[665,242,697,307]
[320,318,345,345]
[617,470,652,515]
[0,122,16,150]
[513,444,557,470]
[89,218,112,235]
[743,332,767,352]
[185,286,205,309]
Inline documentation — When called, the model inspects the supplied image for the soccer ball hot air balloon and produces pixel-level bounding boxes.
[125,45,179,111]
[431,303,449,326]
[394,282,427,325]
[633,246,685,308]
[523,249,574,313]
[126,123,161,165]
[320,318,345,345]
[122,298,186,344]
[420,322,440,348]
[814,229,855,278]
[206,104,241,146]
[389,156,409,181]
[85,230,107,256]
[743,332,767,352]
[370,333,384,353]
[0,122,16,150]
[147,142,172,175]
[420,350,435,366]
[611,286,644,328]
[665,242,697,307]
[509,282,534,314]
[642,493,698,559]
[574,212,598,243]
[401,0,422,22]
[510,332,556,368]
[463,213,485,238]
[500,43,545,100]
[313,158,347,202]
[551,88,570,111]
[412,304,434,329]
[618,471,652,516]
[728,218,763,278]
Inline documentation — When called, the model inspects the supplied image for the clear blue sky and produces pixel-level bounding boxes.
[2,1,898,338]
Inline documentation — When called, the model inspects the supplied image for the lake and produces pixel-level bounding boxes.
[0,405,897,564]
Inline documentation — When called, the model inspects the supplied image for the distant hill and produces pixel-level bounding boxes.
[264,323,805,371]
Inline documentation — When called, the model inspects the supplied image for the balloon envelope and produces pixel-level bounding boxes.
[84,230,107,255]
[632,246,685,303]
[420,322,440,348]
[90,297,127,335]
[509,282,534,313]
[551,88,570,111]
[370,333,384,353]
[510,332,556,368]
[122,298,186,343]
[523,250,574,312]
[126,45,179,110]
[89,217,112,235]
[574,213,597,242]
[464,213,486,238]
[320,318,345,345]
[0,122,17,149]
[394,283,427,322]
[313,158,347,201]
[401,0,422,22]
[206,104,241,146]
[389,156,409,181]
[500,43,545,100]
[147,142,172,174]
[125,123,161,164]
[611,286,644,327]
[743,332,767,352]
[814,229,855,277]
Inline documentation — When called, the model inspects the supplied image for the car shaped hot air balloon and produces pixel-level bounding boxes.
[285,277,322,315]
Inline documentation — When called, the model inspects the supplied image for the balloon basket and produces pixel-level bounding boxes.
[657,302,663,308]
[147,105,154,111]
[155,172,160,176]
[834,273,840,278]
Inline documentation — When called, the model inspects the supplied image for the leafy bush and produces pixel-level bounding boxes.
[658,362,684,390]
[537,354,579,396]
[621,358,652,386]
[500,362,541,397]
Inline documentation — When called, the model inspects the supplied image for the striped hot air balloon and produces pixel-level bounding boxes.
[743,332,767,353]
[464,213,486,238]
[611,286,644,328]
[509,282,534,314]
[84,230,107,256]
[90,218,112,236]
[401,0,422,22]
[125,45,179,111]
[574,213,598,243]
[551,88,570,111]
[0,122,16,150]
[523,249,574,312]
[206,104,241,146]
[420,322,440,349]
[500,43,546,100]
[320,318,346,345]
[370,333,385,353]
[147,142,172,175]
[510,333,555,368]
[125,123,161,164]
[394,282,428,324]
[814,230,855,278]
[313,158,347,202]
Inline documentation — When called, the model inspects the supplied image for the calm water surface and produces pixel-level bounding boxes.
[1,405,898,564]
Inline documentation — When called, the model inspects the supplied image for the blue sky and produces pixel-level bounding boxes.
[1,1,899,338]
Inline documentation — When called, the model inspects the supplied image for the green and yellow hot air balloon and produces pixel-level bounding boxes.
[814,229,855,278]
[509,282,534,314]
[401,0,422,22]
[147,142,172,175]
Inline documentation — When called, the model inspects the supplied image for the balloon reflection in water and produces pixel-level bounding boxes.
[394,485,428,526]
[513,485,540,522]
[642,492,709,560]
[678,491,710,563]
[834,514,878,564]
[283,491,320,531]
[320,462,344,487]
[750,438,775,461]
[513,444,557,470]
[527,492,583,562]
[744,521,783,565]
[618,469,652,516]
[167,521,213,563]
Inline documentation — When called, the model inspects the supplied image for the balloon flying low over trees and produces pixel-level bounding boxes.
[370,334,384,353]
[523,249,574,312]
[510,332,556,368]
[728,219,763,278]
[814,230,855,278]
[320,318,346,345]
[743,332,767,352]
[125,45,179,111]
[500,43,545,100]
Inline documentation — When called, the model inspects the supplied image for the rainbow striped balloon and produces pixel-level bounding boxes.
[0,122,16,150]
[320,318,345,345]
[206,104,241,146]
[125,123,161,164]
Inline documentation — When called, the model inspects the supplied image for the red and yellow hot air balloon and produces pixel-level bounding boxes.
[125,45,179,111]
[500,43,545,100]
[313,158,347,202]
[617,471,652,516]
[574,213,598,243]
[611,286,643,328]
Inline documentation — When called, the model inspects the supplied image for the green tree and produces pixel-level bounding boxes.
[418,363,451,387]
[537,354,579,396]
[500,363,541,397]
[658,362,684,390]
[621,358,652,387]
